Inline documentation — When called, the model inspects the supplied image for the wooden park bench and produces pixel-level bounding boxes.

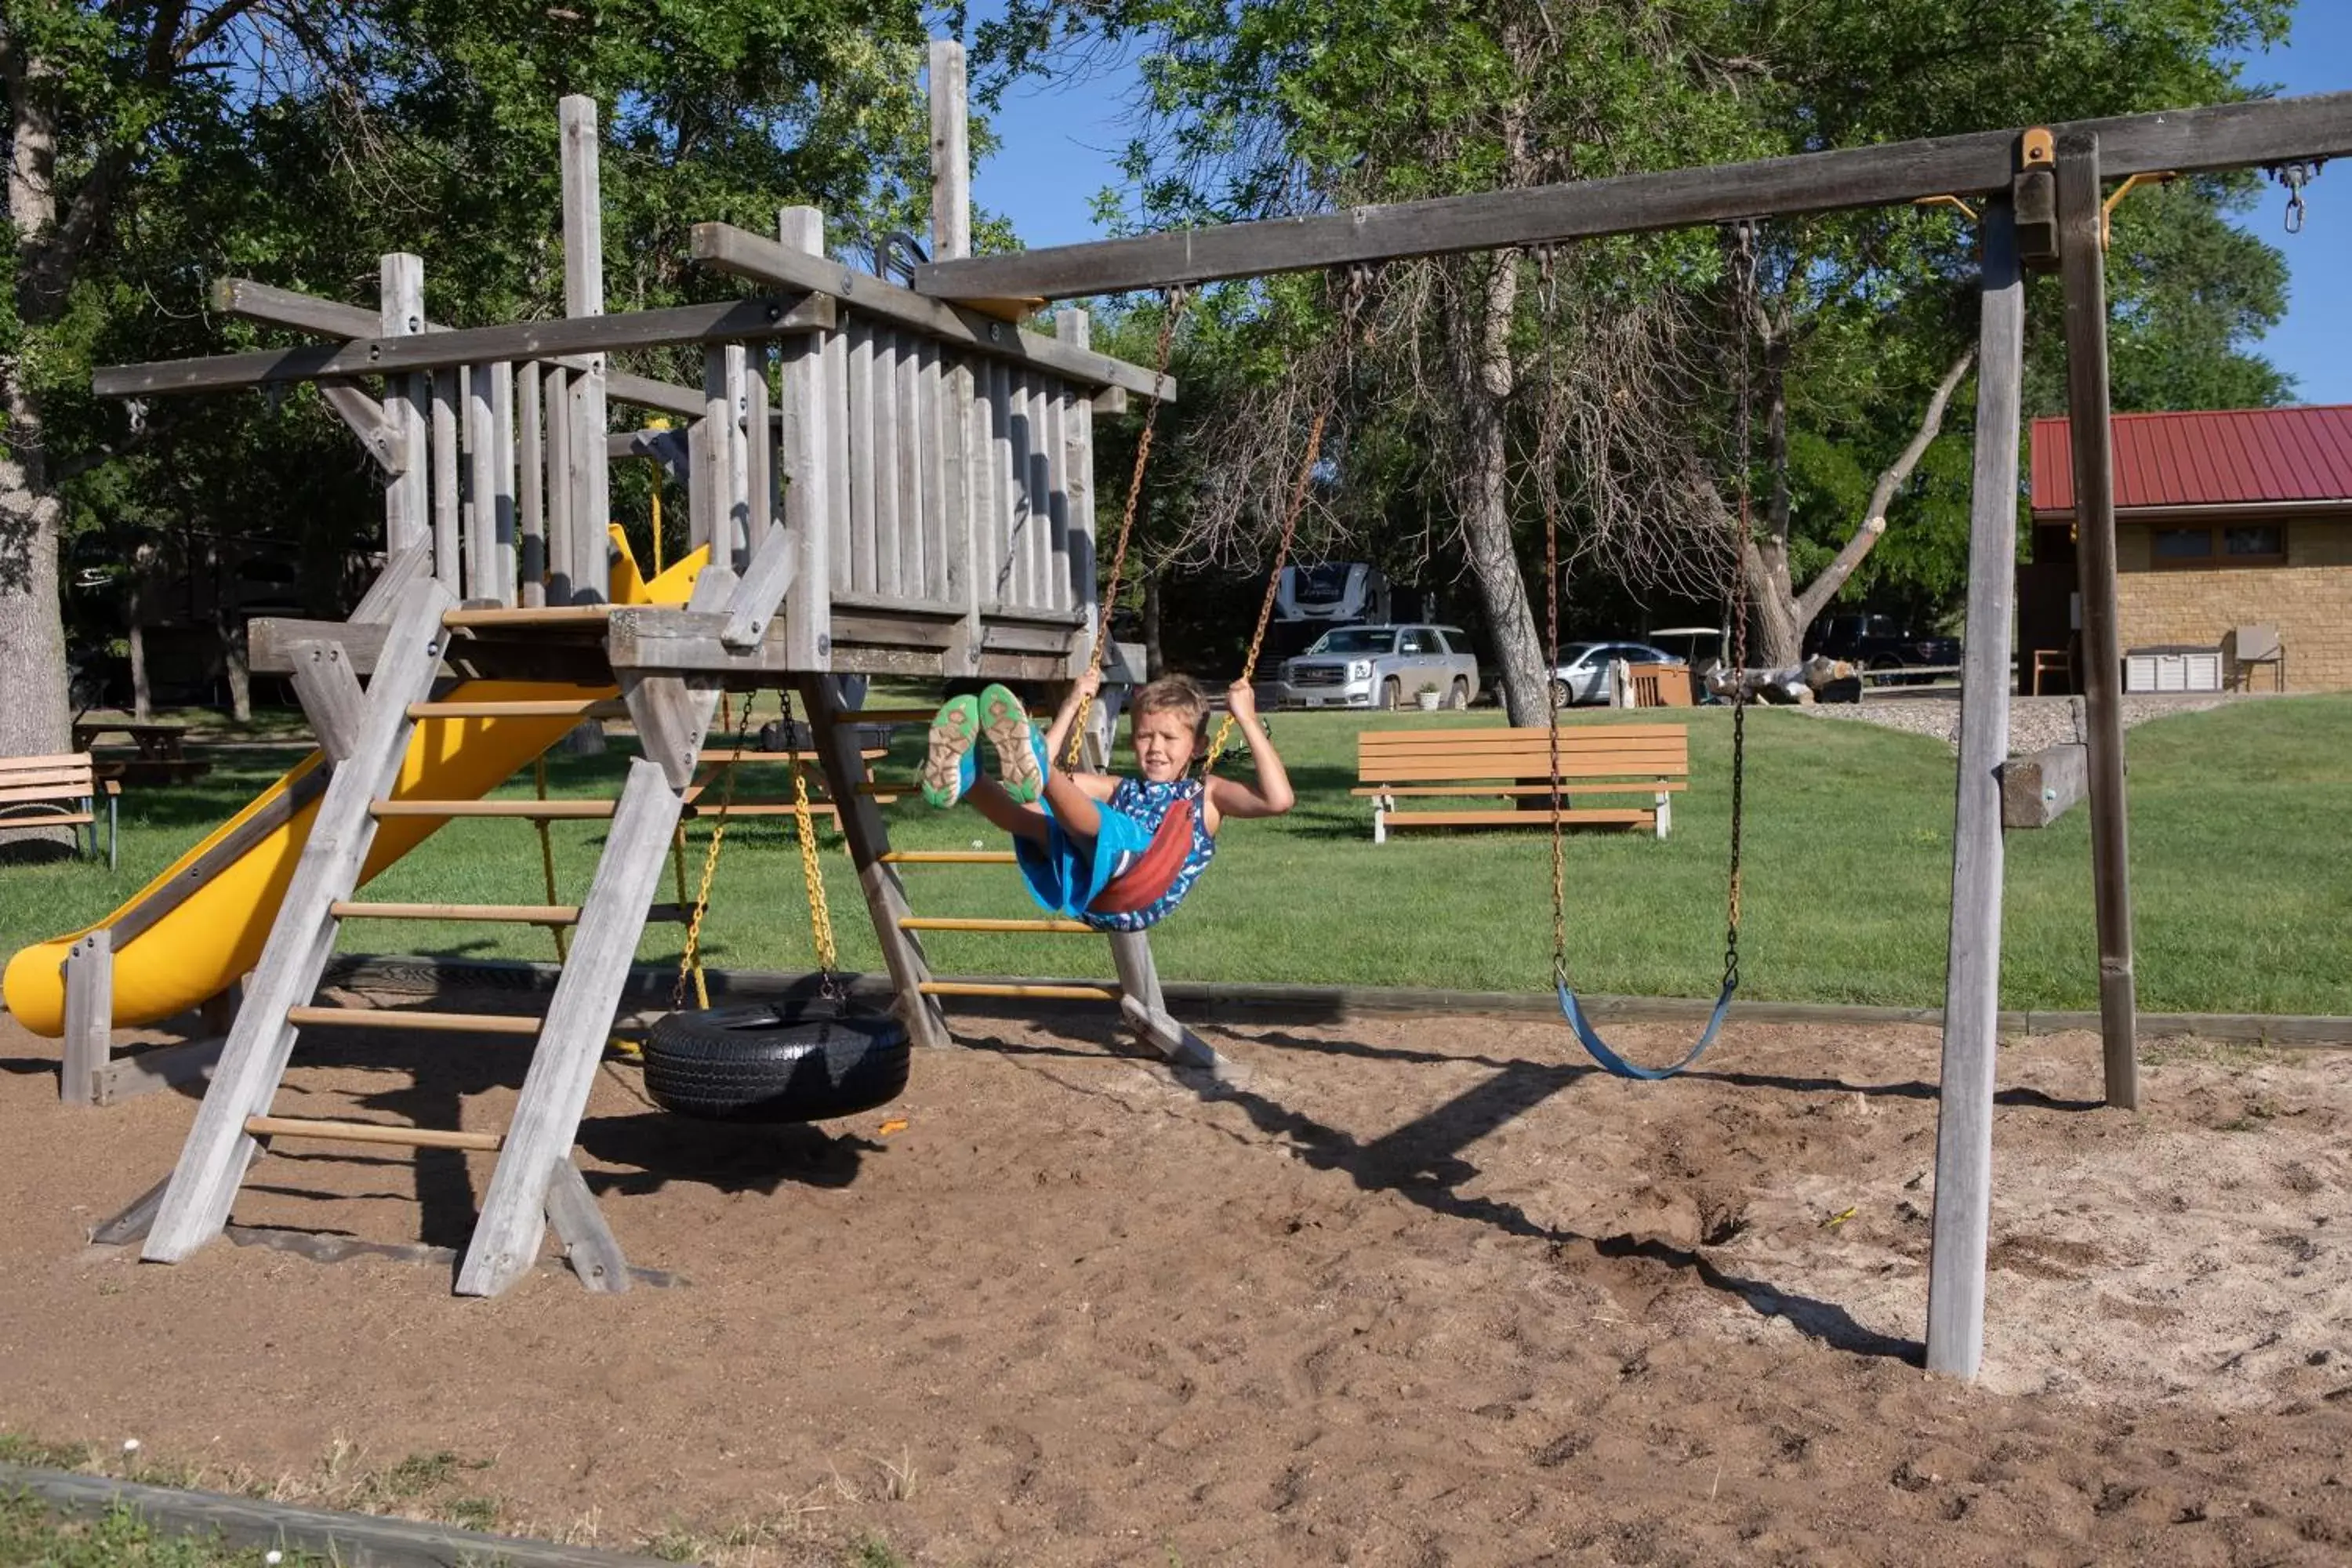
[1355,724,1689,844]
[0,753,120,868]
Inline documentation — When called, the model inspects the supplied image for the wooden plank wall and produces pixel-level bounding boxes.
[827,315,1091,630]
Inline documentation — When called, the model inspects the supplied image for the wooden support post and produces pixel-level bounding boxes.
[457,758,684,1297]
[349,542,430,626]
[619,566,733,789]
[2056,131,2140,1111]
[1106,931,1233,1080]
[929,39,971,263]
[314,380,405,474]
[143,579,456,1265]
[746,362,773,558]
[518,361,546,606]
[776,206,833,670]
[725,342,751,569]
[797,673,949,1050]
[1926,198,2024,1383]
[561,96,612,603]
[379,254,429,558]
[61,929,113,1105]
[543,1156,630,1293]
[287,640,366,762]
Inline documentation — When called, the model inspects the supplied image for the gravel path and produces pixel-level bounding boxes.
[1800,690,2243,753]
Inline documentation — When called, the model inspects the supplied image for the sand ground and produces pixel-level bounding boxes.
[2,1000,2348,1565]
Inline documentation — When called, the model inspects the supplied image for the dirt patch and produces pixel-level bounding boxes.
[2,1005,2349,1565]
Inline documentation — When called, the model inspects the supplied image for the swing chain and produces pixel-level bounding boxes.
[1066,285,1192,768]
[784,737,842,998]
[1721,220,1761,999]
[2270,159,2322,234]
[1534,243,1570,984]
[674,691,757,1009]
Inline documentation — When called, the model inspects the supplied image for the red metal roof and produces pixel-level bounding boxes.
[2030,404,2352,516]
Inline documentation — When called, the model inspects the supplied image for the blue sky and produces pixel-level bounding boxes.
[957,7,2350,405]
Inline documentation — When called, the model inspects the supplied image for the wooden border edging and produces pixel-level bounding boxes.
[0,1462,674,1568]
[318,955,2352,1047]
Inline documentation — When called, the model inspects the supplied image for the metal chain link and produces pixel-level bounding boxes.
[673,692,757,1010]
[1066,286,1192,768]
[782,692,841,996]
[1536,245,1570,985]
[1203,407,1327,778]
[1722,220,1759,999]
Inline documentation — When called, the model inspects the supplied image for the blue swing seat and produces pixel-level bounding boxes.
[1555,971,1735,1081]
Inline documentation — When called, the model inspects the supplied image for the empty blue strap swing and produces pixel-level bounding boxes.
[1533,231,1754,1082]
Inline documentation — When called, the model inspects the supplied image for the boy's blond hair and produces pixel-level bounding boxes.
[1131,673,1210,733]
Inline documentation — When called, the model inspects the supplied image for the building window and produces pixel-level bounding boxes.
[2150,522,2287,568]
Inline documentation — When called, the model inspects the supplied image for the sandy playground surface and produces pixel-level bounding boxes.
[2,996,2350,1565]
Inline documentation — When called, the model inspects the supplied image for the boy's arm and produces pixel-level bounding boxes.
[1205,681,1295,822]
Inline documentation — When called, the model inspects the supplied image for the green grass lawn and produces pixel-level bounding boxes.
[5,695,2349,1015]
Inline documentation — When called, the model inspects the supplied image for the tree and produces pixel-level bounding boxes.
[977,0,2299,682]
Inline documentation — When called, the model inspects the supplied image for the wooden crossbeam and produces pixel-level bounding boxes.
[209,275,713,420]
[95,296,835,398]
[691,223,1174,401]
[912,92,2352,301]
[285,1006,542,1036]
[246,1115,504,1152]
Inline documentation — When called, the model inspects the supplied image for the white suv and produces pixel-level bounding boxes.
[1273,624,1481,710]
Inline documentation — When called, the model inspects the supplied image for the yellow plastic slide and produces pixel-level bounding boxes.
[4,532,704,1037]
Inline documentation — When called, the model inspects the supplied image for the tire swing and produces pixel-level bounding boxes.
[641,695,910,1123]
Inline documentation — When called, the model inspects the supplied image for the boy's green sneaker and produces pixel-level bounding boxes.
[921,695,982,808]
[978,683,1045,804]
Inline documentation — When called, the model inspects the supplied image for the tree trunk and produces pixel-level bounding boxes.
[222,616,251,722]
[129,616,151,721]
[1444,252,1548,726]
[1730,347,1977,668]
[1141,569,1164,681]
[1,32,75,848]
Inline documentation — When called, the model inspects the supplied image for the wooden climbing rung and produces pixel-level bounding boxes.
[328,901,692,925]
[919,981,1121,1002]
[441,604,616,630]
[901,916,1094,935]
[370,798,621,819]
[699,746,886,764]
[881,850,1018,866]
[407,698,627,720]
[245,1115,504,1152]
[284,1005,541,1036]
[829,708,938,725]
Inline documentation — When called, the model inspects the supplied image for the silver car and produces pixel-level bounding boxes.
[1551,641,1686,706]
[1275,624,1480,710]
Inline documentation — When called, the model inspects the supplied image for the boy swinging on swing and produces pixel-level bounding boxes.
[920,674,1294,931]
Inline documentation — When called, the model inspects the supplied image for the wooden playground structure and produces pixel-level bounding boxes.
[39,39,2352,1381]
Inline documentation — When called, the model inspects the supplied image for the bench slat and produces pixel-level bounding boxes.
[1360,762,1686,785]
[1384,808,1655,829]
[1359,724,1687,745]
[1353,781,1686,797]
[0,765,96,786]
[0,808,96,826]
[0,786,97,806]
[0,753,101,770]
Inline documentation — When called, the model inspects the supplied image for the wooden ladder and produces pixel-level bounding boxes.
[134,576,724,1295]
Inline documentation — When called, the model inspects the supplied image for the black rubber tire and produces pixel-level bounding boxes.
[1550,678,1573,710]
[1381,677,1402,711]
[1446,677,1470,710]
[641,1000,911,1123]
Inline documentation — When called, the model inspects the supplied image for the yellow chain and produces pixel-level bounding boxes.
[786,749,840,975]
[1203,408,1326,778]
[674,694,754,1009]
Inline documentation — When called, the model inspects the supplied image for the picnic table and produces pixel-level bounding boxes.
[71,719,212,783]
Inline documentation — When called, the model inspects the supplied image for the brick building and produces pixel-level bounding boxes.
[2025,405,2352,694]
